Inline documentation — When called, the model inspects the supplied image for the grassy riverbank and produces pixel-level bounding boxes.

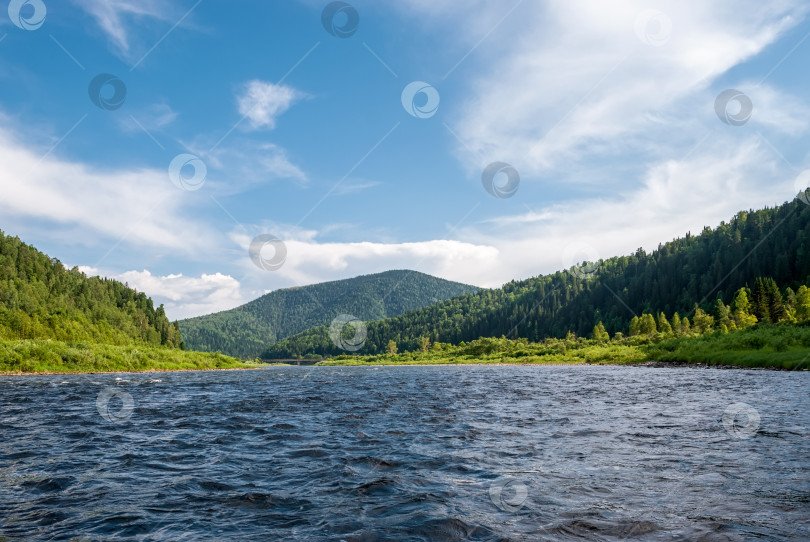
[315,324,810,370]
[6,324,805,374]
[0,340,255,374]
[647,323,810,370]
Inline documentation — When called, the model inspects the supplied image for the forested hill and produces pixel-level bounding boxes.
[0,230,184,348]
[264,198,810,358]
[178,270,480,358]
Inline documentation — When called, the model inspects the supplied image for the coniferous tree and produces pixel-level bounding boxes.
[712,299,732,330]
[752,278,771,322]
[765,278,787,323]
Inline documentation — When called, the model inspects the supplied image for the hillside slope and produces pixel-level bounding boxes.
[265,198,810,358]
[0,230,183,348]
[179,270,479,358]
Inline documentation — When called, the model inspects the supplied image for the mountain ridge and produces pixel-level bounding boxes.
[178,269,480,358]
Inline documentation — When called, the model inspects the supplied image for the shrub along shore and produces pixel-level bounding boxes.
[0,340,254,374]
[316,323,810,370]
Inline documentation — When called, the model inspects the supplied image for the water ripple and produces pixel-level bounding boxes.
[0,366,808,540]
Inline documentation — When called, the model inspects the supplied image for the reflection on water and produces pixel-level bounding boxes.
[1,366,808,540]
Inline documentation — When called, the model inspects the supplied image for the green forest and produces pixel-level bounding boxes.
[0,230,248,373]
[0,230,184,347]
[264,199,810,359]
[178,269,479,358]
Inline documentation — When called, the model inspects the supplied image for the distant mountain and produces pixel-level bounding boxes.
[0,230,184,348]
[264,198,810,358]
[178,270,480,358]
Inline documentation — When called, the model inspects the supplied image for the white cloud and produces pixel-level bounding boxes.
[278,239,500,287]
[0,125,220,255]
[227,225,500,291]
[747,84,810,135]
[182,137,308,191]
[237,80,303,130]
[333,180,382,196]
[74,0,172,55]
[405,0,808,178]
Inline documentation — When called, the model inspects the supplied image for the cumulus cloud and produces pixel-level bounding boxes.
[237,80,303,130]
[230,226,501,291]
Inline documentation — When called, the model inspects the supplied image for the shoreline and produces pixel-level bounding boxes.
[0,366,265,377]
[2,360,804,376]
[314,361,796,370]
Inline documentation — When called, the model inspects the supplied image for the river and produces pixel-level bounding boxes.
[1,366,808,540]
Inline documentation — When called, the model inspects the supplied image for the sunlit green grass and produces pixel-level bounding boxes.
[646,323,810,370]
[0,339,255,374]
[316,324,810,370]
[6,324,807,373]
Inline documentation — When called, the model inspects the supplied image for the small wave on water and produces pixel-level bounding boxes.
[0,366,808,540]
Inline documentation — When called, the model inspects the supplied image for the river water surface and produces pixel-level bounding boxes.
[1,366,808,540]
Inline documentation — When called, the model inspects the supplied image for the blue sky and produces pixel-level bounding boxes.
[1,0,809,320]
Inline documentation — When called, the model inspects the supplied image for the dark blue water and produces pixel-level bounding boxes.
[1,366,808,541]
